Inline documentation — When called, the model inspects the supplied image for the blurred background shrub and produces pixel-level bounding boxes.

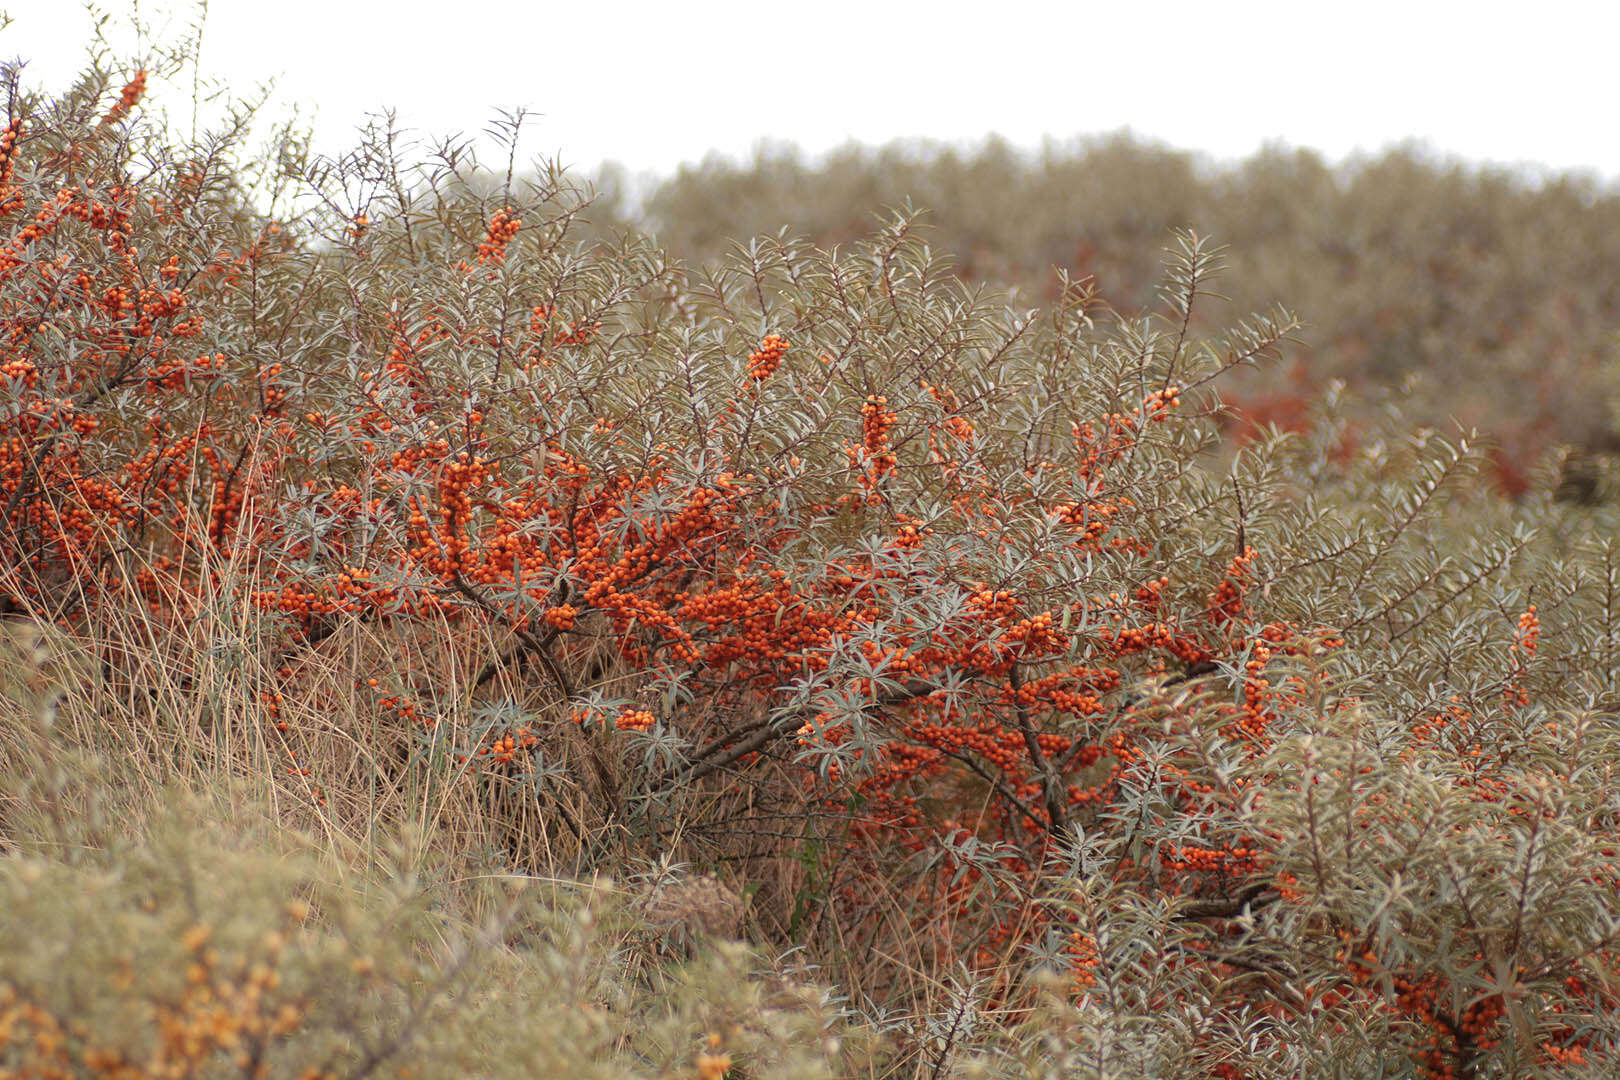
[593,136,1620,494]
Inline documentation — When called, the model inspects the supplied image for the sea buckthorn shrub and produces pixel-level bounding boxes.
[4,40,1620,1079]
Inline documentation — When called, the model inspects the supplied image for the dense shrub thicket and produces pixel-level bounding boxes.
[2,42,1620,1080]
[601,137,1620,494]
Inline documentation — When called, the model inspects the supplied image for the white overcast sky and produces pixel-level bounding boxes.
[5,0,1618,185]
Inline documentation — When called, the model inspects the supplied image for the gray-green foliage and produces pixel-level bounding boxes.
[5,28,1620,1080]
[0,750,871,1078]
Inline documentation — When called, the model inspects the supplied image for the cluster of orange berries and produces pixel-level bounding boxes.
[1208,547,1257,625]
[919,379,958,409]
[257,362,286,415]
[1016,666,1115,719]
[745,333,789,382]
[100,70,147,125]
[1099,620,1182,658]
[1142,384,1181,420]
[695,1033,732,1080]
[679,577,837,670]
[1070,421,1127,484]
[138,284,188,322]
[0,354,38,388]
[1542,1041,1588,1066]
[967,587,1019,621]
[557,319,598,345]
[1000,609,1063,659]
[459,727,540,767]
[1232,642,1274,742]
[891,516,925,549]
[259,688,286,730]
[1133,575,1170,612]
[475,207,521,264]
[381,322,453,404]
[373,690,430,729]
[101,283,135,319]
[919,377,977,457]
[1506,603,1539,706]
[912,720,1028,775]
[412,452,492,576]
[574,708,655,732]
[940,415,974,444]
[1541,1032,1589,1066]
[144,351,222,393]
[1049,496,1127,552]
[846,395,899,498]
[853,740,943,800]
[1066,929,1100,989]
[1162,841,1260,875]
[0,118,20,186]
[252,582,348,627]
[861,395,896,455]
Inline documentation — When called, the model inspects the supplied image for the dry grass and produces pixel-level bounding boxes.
[0,595,885,1078]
